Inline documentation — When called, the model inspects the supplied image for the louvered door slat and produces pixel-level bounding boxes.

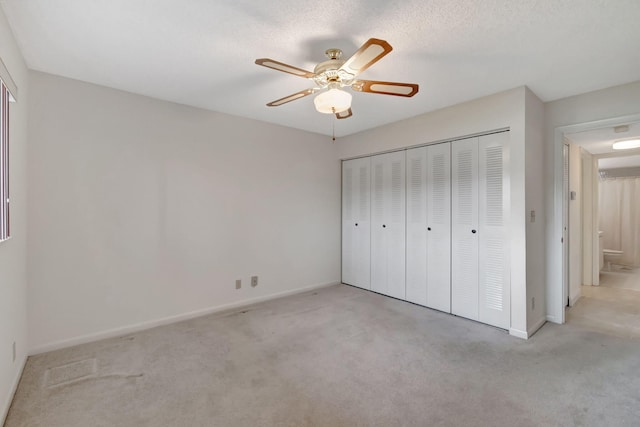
[371,151,405,299]
[342,161,355,286]
[371,156,386,294]
[342,157,371,290]
[478,132,509,328]
[451,138,479,321]
[406,147,428,305]
[426,143,451,312]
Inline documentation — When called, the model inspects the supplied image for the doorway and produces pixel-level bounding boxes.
[556,118,640,337]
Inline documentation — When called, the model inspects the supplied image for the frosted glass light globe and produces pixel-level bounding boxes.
[313,89,352,114]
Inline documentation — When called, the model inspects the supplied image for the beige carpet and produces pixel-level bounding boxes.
[567,266,640,339]
[5,284,640,426]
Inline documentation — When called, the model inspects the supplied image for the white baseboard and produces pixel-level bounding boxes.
[29,281,340,355]
[569,290,581,307]
[1,355,27,425]
[527,317,547,337]
[509,317,547,340]
[509,328,528,339]
[546,314,561,324]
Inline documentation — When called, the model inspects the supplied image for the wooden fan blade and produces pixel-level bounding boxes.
[339,38,393,76]
[255,58,315,78]
[351,80,419,97]
[335,108,353,119]
[266,88,319,107]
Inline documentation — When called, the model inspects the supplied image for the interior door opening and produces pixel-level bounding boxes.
[558,118,640,337]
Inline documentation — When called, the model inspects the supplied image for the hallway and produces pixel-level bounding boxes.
[567,266,640,339]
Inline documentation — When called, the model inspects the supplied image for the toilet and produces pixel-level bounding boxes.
[603,249,624,271]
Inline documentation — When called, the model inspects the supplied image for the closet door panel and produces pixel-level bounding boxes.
[426,142,451,312]
[406,147,428,305]
[388,153,406,299]
[355,158,371,289]
[451,138,479,321]
[478,132,509,328]
[342,157,371,290]
[371,151,406,299]
[371,157,386,294]
[342,160,356,286]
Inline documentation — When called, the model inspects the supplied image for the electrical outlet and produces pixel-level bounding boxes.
[235,279,241,290]
[532,297,536,310]
[12,341,16,363]
[251,276,258,287]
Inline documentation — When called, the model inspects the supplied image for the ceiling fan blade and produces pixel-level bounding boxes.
[339,38,393,76]
[352,80,419,97]
[255,58,315,78]
[266,88,319,107]
[335,108,353,119]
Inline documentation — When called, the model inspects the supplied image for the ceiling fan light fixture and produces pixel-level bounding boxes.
[612,139,640,150]
[313,88,352,114]
[256,38,419,120]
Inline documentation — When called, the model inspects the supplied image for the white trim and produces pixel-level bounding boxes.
[552,136,564,323]
[591,156,600,286]
[1,355,27,425]
[509,328,528,339]
[0,57,17,100]
[550,113,640,326]
[341,128,510,161]
[29,281,339,355]
[509,317,546,339]
[528,317,547,337]
[546,314,560,324]
[569,288,581,307]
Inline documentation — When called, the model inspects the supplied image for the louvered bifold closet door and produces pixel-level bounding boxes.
[451,138,480,321]
[426,143,451,312]
[342,157,371,289]
[478,132,509,329]
[371,151,406,299]
[406,147,428,305]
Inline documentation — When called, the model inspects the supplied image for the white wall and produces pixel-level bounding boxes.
[27,71,341,353]
[524,88,546,332]
[545,80,640,323]
[338,86,538,337]
[568,143,582,304]
[0,8,28,423]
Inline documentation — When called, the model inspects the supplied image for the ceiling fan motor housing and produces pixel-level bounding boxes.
[313,58,354,87]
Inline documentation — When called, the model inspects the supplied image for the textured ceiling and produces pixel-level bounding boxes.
[567,122,640,155]
[2,0,640,137]
[567,121,640,169]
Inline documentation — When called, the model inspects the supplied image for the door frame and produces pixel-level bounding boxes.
[550,113,640,324]
[562,142,569,311]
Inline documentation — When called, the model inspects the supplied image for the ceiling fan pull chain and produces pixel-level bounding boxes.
[332,107,336,141]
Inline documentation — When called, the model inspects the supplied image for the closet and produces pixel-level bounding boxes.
[341,131,510,330]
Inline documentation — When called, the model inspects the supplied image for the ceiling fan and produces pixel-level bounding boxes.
[255,38,419,120]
